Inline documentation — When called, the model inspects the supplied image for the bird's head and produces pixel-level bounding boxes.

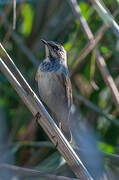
[41,39,67,65]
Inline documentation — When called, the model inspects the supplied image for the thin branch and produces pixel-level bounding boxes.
[0,163,77,180]
[2,140,119,168]
[69,0,119,112]
[69,0,93,41]
[1,1,39,67]
[70,8,119,74]
[2,19,39,67]
[0,1,12,29]
[96,50,119,112]
[90,0,119,38]
[13,0,16,29]
[13,141,54,151]
[17,141,54,148]
[70,24,108,73]
[74,93,119,126]
[2,0,26,46]
[2,24,13,46]
[13,141,119,166]
[0,45,93,180]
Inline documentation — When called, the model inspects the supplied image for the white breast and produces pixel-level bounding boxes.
[39,72,52,93]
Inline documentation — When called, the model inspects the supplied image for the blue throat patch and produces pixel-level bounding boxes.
[40,59,67,73]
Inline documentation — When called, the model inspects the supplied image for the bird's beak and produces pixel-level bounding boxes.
[41,39,49,58]
[41,39,48,45]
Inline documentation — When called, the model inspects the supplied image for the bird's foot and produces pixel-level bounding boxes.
[52,135,58,148]
[34,112,41,126]
[34,112,58,148]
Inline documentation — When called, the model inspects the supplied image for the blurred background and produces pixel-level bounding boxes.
[0,0,119,179]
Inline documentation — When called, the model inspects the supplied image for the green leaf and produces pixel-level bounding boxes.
[98,141,114,153]
[79,2,90,20]
[100,46,111,56]
[64,41,72,51]
[21,3,34,36]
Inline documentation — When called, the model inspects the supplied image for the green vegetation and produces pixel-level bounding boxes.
[0,0,119,179]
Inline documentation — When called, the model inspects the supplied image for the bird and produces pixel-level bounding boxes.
[35,39,72,142]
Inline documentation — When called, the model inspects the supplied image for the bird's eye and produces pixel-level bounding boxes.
[54,46,59,51]
[51,45,59,51]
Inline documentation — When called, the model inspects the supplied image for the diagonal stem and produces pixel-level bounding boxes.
[0,44,93,180]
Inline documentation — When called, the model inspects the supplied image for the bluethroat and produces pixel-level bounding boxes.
[35,40,72,142]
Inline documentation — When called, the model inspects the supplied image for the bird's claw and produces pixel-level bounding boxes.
[34,112,41,126]
[52,135,58,148]
[34,113,58,148]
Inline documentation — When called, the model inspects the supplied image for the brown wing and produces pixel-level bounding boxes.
[59,71,72,141]
[61,72,72,110]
